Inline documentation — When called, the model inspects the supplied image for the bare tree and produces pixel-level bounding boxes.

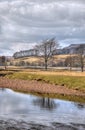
[35,38,59,70]
[68,54,72,71]
[76,44,85,72]
[65,54,74,71]
[65,54,82,70]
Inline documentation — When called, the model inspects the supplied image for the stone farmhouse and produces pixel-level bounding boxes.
[13,49,39,59]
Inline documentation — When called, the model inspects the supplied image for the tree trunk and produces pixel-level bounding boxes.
[69,54,72,71]
[81,64,84,72]
[45,58,47,70]
[81,66,83,72]
[80,55,84,72]
[5,65,7,70]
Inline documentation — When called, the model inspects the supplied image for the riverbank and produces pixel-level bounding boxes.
[5,70,85,92]
[0,77,85,102]
[0,69,85,102]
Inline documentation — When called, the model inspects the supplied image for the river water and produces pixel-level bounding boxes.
[0,88,85,129]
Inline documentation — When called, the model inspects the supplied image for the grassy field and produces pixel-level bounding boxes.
[0,68,85,102]
[4,69,85,92]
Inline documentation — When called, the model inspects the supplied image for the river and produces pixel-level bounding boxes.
[0,88,85,130]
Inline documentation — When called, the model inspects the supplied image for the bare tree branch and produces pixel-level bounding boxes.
[35,38,59,70]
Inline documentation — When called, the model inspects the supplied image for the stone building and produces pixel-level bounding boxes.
[13,49,39,59]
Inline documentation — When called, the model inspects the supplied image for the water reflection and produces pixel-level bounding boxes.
[33,98,57,110]
[0,89,30,115]
[0,88,5,91]
[74,103,85,109]
[0,88,85,124]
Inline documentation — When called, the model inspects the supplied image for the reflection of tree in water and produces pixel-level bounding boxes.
[33,97,58,110]
[0,88,5,91]
[74,103,85,109]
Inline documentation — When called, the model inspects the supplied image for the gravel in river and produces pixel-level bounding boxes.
[0,119,85,130]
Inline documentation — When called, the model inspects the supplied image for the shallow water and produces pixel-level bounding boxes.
[0,88,85,126]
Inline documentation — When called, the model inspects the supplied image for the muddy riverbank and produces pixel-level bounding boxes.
[0,77,85,97]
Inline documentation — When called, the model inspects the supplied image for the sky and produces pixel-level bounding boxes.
[0,0,85,56]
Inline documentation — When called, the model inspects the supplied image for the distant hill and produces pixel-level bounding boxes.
[55,44,85,55]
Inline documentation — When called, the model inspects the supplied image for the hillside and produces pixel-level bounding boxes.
[11,54,73,67]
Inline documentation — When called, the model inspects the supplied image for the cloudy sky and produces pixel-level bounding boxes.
[0,0,85,56]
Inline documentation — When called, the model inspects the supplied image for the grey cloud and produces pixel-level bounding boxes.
[0,0,85,55]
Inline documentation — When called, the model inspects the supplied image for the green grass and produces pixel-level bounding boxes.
[6,72,85,92]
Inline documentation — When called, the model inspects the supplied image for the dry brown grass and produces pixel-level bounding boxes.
[1,64,85,76]
[12,56,44,64]
[12,54,73,64]
[19,69,85,77]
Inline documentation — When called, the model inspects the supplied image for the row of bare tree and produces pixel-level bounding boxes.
[34,38,85,72]
[65,44,85,72]
[0,38,85,72]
